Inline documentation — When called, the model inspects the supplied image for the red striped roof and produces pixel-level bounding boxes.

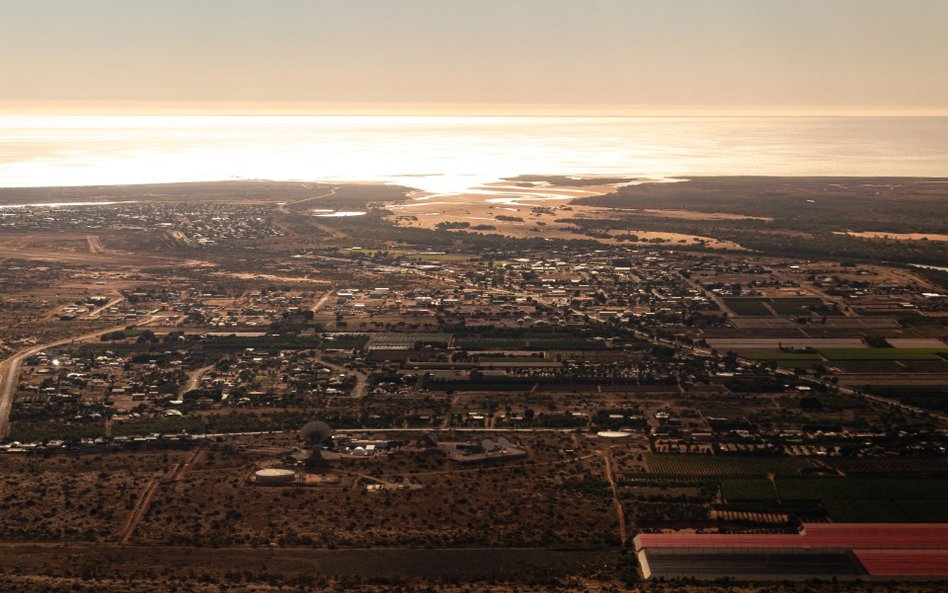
[855,550,948,576]
[635,523,948,551]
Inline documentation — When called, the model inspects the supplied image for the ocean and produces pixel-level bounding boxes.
[1,115,947,194]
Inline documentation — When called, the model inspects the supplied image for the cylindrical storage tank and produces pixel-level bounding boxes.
[254,468,296,485]
[596,431,633,441]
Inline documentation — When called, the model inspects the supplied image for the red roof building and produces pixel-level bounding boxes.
[635,523,948,580]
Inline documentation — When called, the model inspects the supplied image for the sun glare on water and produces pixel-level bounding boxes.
[0,115,946,193]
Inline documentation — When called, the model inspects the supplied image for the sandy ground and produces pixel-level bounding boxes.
[215,271,331,285]
[387,178,743,249]
[0,233,215,268]
[637,208,772,221]
[835,231,948,242]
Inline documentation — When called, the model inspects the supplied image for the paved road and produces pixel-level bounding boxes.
[179,365,215,396]
[0,315,165,438]
[168,426,589,439]
[283,187,337,207]
[311,289,333,313]
[315,355,369,398]
[87,296,125,319]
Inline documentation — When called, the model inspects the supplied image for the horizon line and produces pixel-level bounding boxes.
[2,101,948,118]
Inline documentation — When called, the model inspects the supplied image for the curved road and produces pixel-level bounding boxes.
[0,315,164,439]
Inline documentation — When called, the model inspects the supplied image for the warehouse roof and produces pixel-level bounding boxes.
[635,523,948,551]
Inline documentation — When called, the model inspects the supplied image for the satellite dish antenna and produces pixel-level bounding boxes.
[497,437,511,450]
[300,421,332,467]
[481,438,497,452]
[300,420,332,445]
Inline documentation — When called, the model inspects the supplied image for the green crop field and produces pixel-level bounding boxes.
[769,297,825,315]
[827,456,948,475]
[862,384,948,413]
[425,378,535,392]
[819,348,947,360]
[722,479,778,501]
[776,360,814,369]
[829,360,906,372]
[722,297,773,316]
[477,355,547,363]
[405,252,475,261]
[199,335,318,351]
[741,351,822,361]
[112,415,205,436]
[553,350,636,361]
[8,420,107,442]
[456,338,529,349]
[528,339,606,350]
[721,477,948,521]
[723,297,827,316]
[778,478,948,522]
[836,498,947,523]
[457,337,605,350]
[776,478,946,500]
[899,360,948,372]
[644,454,814,478]
[319,334,370,349]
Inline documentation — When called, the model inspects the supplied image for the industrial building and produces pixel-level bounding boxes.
[635,523,948,581]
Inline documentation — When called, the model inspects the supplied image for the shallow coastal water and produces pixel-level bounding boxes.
[313,210,367,217]
[0,200,137,209]
[1,116,947,195]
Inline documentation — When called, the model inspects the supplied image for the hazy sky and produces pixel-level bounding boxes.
[2,0,947,114]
